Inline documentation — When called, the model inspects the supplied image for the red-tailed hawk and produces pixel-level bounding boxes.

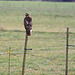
[24,13,33,36]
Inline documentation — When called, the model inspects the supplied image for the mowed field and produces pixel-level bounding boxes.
[0,1,75,75]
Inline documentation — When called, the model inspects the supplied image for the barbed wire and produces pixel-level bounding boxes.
[0,47,75,55]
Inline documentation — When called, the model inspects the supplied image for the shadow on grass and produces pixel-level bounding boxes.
[0,30,25,32]
[0,30,65,34]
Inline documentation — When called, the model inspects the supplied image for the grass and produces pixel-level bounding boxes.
[0,1,75,75]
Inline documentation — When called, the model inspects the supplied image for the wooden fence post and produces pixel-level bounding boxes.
[22,33,28,75]
[65,28,69,75]
[8,47,11,75]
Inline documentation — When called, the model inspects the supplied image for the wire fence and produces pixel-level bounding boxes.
[0,28,75,75]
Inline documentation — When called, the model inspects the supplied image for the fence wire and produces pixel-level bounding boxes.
[0,28,75,75]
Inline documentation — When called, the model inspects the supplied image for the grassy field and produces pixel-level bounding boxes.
[0,1,75,75]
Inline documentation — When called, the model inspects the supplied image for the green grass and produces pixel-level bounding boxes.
[0,1,75,75]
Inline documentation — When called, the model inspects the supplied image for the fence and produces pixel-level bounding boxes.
[0,28,75,75]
